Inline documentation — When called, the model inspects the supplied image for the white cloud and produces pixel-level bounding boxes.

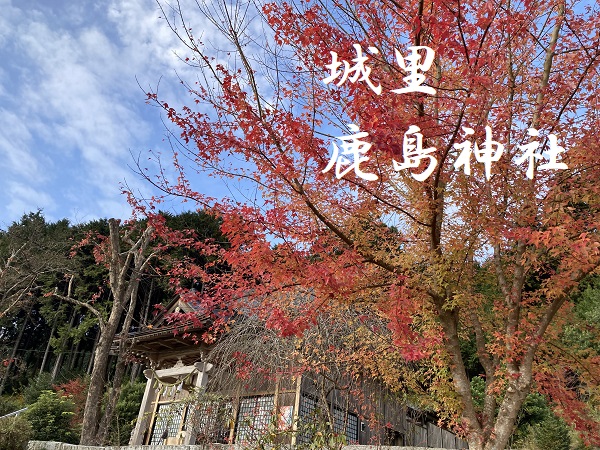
[0,0,18,48]
[107,0,214,97]
[0,109,41,179]
[15,19,141,193]
[6,181,55,220]
[0,0,260,225]
[0,1,163,223]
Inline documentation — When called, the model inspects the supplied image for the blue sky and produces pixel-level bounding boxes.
[0,0,237,227]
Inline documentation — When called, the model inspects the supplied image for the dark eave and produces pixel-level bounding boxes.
[111,312,211,357]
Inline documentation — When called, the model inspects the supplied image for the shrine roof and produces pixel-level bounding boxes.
[111,297,213,367]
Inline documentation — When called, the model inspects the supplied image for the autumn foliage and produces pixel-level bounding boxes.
[53,377,89,425]
[144,1,600,449]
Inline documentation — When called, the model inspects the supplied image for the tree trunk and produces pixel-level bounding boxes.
[51,307,77,382]
[69,336,82,370]
[39,312,58,376]
[142,278,153,326]
[80,312,123,444]
[96,352,128,444]
[129,278,153,384]
[96,283,139,444]
[437,301,536,450]
[50,351,64,382]
[129,278,153,383]
[0,310,29,395]
[79,219,155,445]
[129,362,140,383]
[87,329,100,375]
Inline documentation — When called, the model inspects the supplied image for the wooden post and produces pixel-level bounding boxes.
[290,374,302,446]
[130,370,157,445]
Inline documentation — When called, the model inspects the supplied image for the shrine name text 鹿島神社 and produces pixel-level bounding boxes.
[321,44,568,182]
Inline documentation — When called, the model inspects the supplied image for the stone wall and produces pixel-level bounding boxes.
[28,442,449,450]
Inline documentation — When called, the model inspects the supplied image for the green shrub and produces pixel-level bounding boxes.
[0,415,33,450]
[470,376,486,411]
[0,395,24,416]
[532,415,571,450]
[111,381,146,445]
[24,390,79,444]
[53,376,89,427]
[23,372,53,404]
[515,413,572,450]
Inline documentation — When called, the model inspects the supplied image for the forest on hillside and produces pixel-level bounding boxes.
[0,210,225,446]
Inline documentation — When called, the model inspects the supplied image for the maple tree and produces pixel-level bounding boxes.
[144,0,600,448]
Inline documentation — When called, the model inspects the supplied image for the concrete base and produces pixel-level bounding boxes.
[28,442,451,450]
[27,443,231,450]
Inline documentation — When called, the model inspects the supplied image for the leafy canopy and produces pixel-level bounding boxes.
[143,1,600,449]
